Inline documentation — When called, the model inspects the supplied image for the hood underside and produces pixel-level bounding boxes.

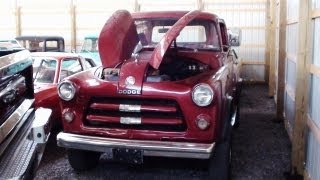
[98,10,201,69]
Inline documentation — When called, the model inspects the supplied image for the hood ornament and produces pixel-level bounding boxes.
[125,76,135,86]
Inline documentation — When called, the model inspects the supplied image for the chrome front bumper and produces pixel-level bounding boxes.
[57,132,215,159]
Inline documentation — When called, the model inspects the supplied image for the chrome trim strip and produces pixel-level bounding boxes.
[120,117,141,124]
[57,132,215,159]
[119,104,141,112]
[0,99,34,144]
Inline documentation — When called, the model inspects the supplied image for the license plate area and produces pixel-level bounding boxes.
[112,148,143,164]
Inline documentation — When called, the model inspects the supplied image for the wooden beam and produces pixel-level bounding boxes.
[240,44,265,48]
[268,0,277,97]
[276,0,287,120]
[205,0,267,3]
[241,61,266,65]
[286,52,297,63]
[20,27,70,31]
[20,9,67,14]
[287,19,299,25]
[15,0,21,36]
[311,8,320,18]
[291,0,311,175]
[134,0,140,12]
[310,64,320,76]
[70,0,76,51]
[264,0,271,83]
[210,8,265,12]
[307,115,320,143]
[285,84,295,102]
[229,26,266,29]
[196,0,204,10]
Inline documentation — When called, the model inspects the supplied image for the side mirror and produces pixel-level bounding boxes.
[228,28,242,47]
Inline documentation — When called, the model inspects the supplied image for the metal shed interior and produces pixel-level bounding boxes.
[0,0,319,179]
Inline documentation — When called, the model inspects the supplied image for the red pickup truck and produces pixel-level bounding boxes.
[57,10,242,179]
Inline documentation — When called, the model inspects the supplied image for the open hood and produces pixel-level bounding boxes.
[149,10,201,69]
[98,10,139,68]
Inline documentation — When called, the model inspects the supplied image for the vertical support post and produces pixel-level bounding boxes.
[268,0,276,97]
[15,0,21,36]
[291,0,311,175]
[196,0,204,10]
[264,0,271,83]
[70,0,76,52]
[276,0,287,121]
[197,0,204,41]
[134,0,140,12]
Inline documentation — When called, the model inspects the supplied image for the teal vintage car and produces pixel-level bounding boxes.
[79,35,101,65]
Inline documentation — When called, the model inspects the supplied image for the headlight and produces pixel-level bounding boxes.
[192,83,214,107]
[58,81,76,101]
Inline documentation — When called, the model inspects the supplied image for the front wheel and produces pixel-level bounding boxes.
[207,134,232,180]
[67,149,101,171]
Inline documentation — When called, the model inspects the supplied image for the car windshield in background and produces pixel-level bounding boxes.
[81,38,98,52]
[33,57,57,84]
[59,58,83,81]
[135,19,221,51]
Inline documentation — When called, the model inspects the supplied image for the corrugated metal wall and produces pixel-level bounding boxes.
[19,0,72,50]
[0,1,16,39]
[204,0,267,81]
[0,0,268,82]
[75,0,136,51]
[283,0,299,140]
[306,0,320,179]
[139,0,197,11]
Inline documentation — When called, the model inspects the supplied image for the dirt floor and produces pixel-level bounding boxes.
[34,84,291,180]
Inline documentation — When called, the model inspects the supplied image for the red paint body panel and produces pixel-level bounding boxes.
[59,10,241,144]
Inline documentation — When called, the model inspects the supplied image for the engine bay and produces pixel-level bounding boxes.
[102,54,210,82]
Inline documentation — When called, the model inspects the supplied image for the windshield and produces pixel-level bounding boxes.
[135,19,221,51]
[81,38,99,52]
[33,57,57,84]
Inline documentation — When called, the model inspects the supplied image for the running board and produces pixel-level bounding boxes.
[0,108,52,179]
[0,111,36,179]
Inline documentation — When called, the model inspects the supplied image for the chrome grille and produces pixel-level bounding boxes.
[84,97,186,131]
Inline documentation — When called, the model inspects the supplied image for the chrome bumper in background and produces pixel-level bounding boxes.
[57,132,215,159]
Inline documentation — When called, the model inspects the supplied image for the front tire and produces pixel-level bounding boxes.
[67,149,101,171]
[207,132,232,180]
